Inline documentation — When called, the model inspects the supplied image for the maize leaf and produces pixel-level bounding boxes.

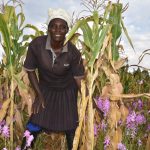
[0,13,11,58]
[88,24,110,66]
[80,20,93,49]
[0,99,11,121]
[121,18,134,50]
[64,19,83,45]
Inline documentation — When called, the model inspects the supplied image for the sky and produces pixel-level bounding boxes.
[0,0,150,70]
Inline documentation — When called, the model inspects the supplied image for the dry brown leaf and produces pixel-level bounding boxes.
[101,84,112,98]
[146,134,150,150]
[119,104,129,124]
[114,58,127,70]
[18,86,33,115]
[6,116,11,125]
[107,102,121,129]
[0,86,3,100]
[102,65,114,77]
[94,111,101,123]
[22,73,30,86]
[14,105,24,131]
[110,60,116,73]
[111,83,123,95]
[109,74,120,85]
[107,33,112,61]
[110,93,150,101]
[0,99,11,121]
[111,127,122,149]
[72,80,89,150]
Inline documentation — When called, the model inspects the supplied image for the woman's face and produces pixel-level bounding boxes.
[48,18,69,42]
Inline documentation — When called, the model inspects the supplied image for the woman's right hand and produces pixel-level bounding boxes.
[32,94,45,114]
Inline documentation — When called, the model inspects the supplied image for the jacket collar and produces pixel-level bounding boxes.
[45,33,68,53]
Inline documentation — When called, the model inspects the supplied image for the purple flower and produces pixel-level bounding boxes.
[2,125,10,138]
[0,120,6,126]
[147,124,150,131]
[132,99,143,110]
[15,147,21,150]
[118,143,127,150]
[135,114,146,125]
[26,135,34,147]
[23,130,34,147]
[97,97,103,109]
[2,148,7,150]
[97,97,110,116]
[126,127,137,139]
[127,111,136,123]
[137,99,143,110]
[126,111,137,138]
[126,111,137,129]
[118,120,123,126]
[23,130,30,138]
[138,139,142,147]
[104,136,110,149]
[0,120,6,134]
[101,120,107,132]
[94,124,98,136]
[132,101,137,108]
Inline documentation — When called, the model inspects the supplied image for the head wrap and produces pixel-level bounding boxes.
[47,8,71,27]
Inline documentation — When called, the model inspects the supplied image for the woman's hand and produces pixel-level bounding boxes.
[32,94,45,114]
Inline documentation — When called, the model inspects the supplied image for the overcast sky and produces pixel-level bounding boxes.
[0,0,150,69]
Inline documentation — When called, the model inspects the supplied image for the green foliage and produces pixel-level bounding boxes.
[119,66,150,94]
[109,3,122,60]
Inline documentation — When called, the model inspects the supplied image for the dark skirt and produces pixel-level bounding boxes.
[29,84,79,132]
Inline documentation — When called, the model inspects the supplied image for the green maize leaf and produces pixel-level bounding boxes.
[17,46,26,59]
[22,34,35,42]
[103,1,112,20]
[88,24,110,66]
[109,3,122,60]
[80,20,93,49]
[2,6,15,23]
[112,42,119,60]
[39,31,44,35]
[64,19,83,45]
[110,3,122,25]
[79,40,91,60]
[85,16,95,22]
[11,19,19,39]
[93,11,99,26]
[23,24,40,33]
[70,33,81,45]
[92,11,100,44]
[22,35,32,41]
[0,13,11,59]
[111,24,121,60]
[17,12,25,28]
[121,18,134,50]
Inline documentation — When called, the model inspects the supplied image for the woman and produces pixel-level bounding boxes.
[21,8,84,150]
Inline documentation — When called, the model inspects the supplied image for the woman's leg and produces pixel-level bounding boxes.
[65,129,75,150]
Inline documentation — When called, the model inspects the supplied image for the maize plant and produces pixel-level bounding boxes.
[0,0,44,149]
[65,0,150,150]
